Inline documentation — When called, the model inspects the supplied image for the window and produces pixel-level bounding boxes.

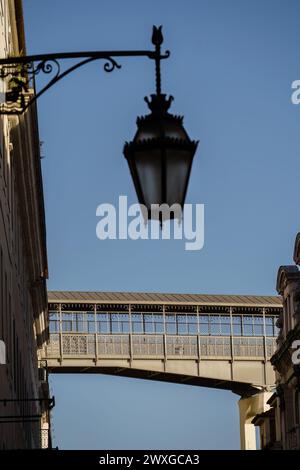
[111,314,120,333]
[253,316,264,336]
[153,315,164,333]
[210,315,221,335]
[199,315,209,335]
[187,315,198,334]
[232,315,241,335]
[144,314,154,333]
[62,313,72,332]
[199,314,232,336]
[87,313,95,333]
[97,313,109,333]
[265,316,277,337]
[243,316,254,336]
[166,315,176,334]
[74,313,86,332]
[220,316,231,335]
[111,313,129,333]
[49,311,59,333]
[119,314,130,333]
[132,313,143,333]
[177,315,188,334]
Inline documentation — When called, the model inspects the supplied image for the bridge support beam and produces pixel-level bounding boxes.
[238,391,272,450]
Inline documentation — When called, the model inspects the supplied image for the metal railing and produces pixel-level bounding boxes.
[45,333,277,360]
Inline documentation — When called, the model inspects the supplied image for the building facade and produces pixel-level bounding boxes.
[0,1,50,449]
[253,234,300,449]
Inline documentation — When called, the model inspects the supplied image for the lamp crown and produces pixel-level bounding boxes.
[144,93,174,116]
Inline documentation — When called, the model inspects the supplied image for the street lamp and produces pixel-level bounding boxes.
[124,27,198,219]
[0,26,198,218]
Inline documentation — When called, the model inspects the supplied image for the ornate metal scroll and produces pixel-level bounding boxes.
[0,26,170,115]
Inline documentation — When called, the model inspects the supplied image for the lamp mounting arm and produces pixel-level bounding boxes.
[0,26,170,115]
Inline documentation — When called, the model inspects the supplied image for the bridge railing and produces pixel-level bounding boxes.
[45,333,277,360]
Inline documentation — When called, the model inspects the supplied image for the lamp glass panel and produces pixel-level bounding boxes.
[134,149,162,207]
[165,149,193,206]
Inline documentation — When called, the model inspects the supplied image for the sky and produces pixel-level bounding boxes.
[23,0,300,449]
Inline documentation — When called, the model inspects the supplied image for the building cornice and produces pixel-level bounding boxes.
[276,265,300,295]
[294,233,300,265]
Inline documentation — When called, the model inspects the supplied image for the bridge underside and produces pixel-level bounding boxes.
[48,365,268,395]
[46,351,275,395]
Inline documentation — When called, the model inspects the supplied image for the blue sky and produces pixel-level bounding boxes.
[23,0,300,449]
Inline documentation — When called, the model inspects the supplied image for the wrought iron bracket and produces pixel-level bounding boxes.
[0,25,170,114]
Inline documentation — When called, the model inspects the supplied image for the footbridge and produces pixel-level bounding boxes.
[42,291,281,393]
[41,291,282,449]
